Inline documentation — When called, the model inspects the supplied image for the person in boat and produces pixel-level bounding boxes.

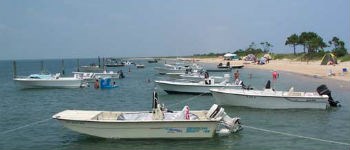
[94,79,99,89]
[234,78,242,85]
[272,70,279,80]
[234,70,240,81]
[204,71,210,84]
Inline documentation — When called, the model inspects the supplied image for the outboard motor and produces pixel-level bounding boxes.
[207,104,242,135]
[152,91,164,120]
[118,70,125,78]
[265,80,271,89]
[152,91,159,110]
[241,82,253,90]
[316,84,340,107]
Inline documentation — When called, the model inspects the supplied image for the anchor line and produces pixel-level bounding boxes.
[0,118,52,135]
[167,92,209,108]
[243,125,350,146]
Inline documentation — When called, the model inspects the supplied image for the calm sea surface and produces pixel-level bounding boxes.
[0,58,349,150]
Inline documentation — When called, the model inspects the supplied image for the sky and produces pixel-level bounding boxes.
[0,0,349,60]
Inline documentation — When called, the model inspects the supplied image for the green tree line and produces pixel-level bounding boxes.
[285,32,348,57]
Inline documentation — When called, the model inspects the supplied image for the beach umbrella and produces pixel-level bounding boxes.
[224,53,235,57]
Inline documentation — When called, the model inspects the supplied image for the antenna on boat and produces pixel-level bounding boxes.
[40,60,44,73]
[98,56,101,68]
[13,60,17,78]
[61,59,65,75]
[103,57,106,71]
[77,59,80,72]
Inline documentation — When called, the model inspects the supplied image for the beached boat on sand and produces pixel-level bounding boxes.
[52,92,242,139]
[210,81,340,109]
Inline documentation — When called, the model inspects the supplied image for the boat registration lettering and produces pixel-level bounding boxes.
[164,128,183,133]
[246,95,255,99]
[186,127,210,133]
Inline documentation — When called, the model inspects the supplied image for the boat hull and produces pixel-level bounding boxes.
[155,81,241,94]
[57,119,217,139]
[14,78,83,89]
[211,89,329,109]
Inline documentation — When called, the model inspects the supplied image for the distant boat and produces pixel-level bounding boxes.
[231,65,244,69]
[52,92,242,139]
[148,59,158,63]
[79,63,103,72]
[210,81,340,109]
[217,62,231,69]
[105,58,124,67]
[135,64,145,68]
[122,60,134,66]
[14,73,85,89]
[73,71,123,82]
[206,68,232,72]
[154,63,202,75]
[105,63,124,67]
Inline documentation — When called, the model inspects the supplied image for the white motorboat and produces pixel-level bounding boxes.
[14,73,85,89]
[210,81,340,109]
[73,71,122,82]
[135,64,145,68]
[154,63,203,75]
[79,64,103,72]
[155,78,242,94]
[179,73,227,83]
[52,92,242,139]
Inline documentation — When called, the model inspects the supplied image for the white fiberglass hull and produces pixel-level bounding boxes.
[155,80,241,94]
[56,119,217,139]
[210,89,329,109]
[14,78,84,89]
[53,110,221,139]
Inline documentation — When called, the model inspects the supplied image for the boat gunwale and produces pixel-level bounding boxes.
[210,89,328,99]
[155,80,241,87]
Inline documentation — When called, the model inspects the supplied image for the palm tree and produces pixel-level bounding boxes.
[285,34,299,55]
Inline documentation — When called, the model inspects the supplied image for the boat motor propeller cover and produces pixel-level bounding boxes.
[316,84,340,107]
[207,104,242,133]
[265,80,271,89]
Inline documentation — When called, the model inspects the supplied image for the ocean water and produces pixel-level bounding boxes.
[0,59,349,150]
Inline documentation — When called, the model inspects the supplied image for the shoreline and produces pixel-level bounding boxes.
[187,57,350,82]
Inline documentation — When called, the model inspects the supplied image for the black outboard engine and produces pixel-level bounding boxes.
[152,91,159,109]
[241,82,253,90]
[316,84,340,107]
[265,80,271,89]
[118,70,125,78]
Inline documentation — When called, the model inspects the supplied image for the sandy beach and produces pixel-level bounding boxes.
[191,57,350,82]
